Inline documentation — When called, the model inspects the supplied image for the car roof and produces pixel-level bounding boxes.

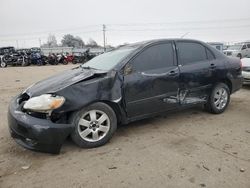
[124,38,209,49]
[114,38,226,70]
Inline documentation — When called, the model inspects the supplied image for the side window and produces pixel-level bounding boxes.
[247,44,250,48]
[242,45,247,50]
[131,43,174,72]
[215,46,221,51]
[177,42,207,65]
[206,48,215,60]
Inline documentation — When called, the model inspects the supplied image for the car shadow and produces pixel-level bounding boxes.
[61,105,204,154]
[242,85,250,90]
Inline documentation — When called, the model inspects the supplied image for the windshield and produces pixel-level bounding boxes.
[81,47,135,70]
[228,45,242,50]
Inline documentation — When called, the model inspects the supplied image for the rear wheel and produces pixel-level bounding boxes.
[63,59,68,65]
[71,102,117,148]
[205,83,230,114]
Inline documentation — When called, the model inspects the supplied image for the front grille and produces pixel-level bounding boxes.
[226,52,232,56]
[18,93,30,105]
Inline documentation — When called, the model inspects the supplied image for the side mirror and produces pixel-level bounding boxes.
[123,64,133,75]
[242,46,246,50]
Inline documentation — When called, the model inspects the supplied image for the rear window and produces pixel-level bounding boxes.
[177,42,207,65]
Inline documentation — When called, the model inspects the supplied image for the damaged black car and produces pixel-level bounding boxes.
[8,39,243,154]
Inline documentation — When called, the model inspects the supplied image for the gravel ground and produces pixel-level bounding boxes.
[0,65,249,188]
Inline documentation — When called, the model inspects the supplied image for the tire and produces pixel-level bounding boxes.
[63,60,68,65]
[0,61,7,68]
[71,102,117,148]
[21,58,29,66]
[237,53,242,59]
[205,83,230,114]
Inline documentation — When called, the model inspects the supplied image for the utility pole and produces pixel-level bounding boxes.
[16,40,19,49]
[102,24,106,52]
[39,38,41,47]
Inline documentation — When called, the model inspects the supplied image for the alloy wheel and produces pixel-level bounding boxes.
[77,110,110,142]
[213,88,228,110]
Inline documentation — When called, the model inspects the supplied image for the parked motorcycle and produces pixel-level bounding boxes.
[1,52,29,67]
[64,53,76,64]
[29,52,44,66]
[47,53,58,65]
[0,55,7,68]
[57,53,68,65]
[84,49,96,62]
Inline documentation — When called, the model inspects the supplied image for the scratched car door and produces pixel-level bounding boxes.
[123,42,180,118]
[176,41,216,104]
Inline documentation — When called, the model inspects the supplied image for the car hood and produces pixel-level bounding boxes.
[224,50,239,53]
[25,67,108,96]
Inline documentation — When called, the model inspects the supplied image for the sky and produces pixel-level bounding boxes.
[1,0,250,48]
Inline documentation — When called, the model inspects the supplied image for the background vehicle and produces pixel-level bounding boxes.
[241,58,250,84]
[8,39,243,153]
[29,52,43,65]
[72,53,85,64]
[0,46,15,55]
[56,53,68,65]
[0,47,15,68]
[47,53,58,65]
[208,42,224,52]
[0,47,29,67]
[224,42,250,59]
[0,55,5,68]
[64,53,75,64]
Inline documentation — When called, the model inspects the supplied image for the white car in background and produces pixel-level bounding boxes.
[241,58,250,84]
[224,42,250,59]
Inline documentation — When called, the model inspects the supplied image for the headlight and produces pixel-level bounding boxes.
[23,94,65,112]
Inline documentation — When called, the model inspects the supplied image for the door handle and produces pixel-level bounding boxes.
[210,63,216,69]
[168,70,178,76]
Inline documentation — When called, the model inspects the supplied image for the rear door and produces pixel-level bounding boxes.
[176,41,216,105]
[123,42,180,118]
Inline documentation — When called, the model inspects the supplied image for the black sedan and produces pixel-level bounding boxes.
[8,39,243,153]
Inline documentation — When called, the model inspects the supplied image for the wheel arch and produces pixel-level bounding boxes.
[217,78,232,94]
[66,100,125,125]
[99,100,125,125]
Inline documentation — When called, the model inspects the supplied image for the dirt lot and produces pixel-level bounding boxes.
[0,65,249,188]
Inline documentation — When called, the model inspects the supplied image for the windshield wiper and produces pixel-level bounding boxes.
[80,65,102,71]
[81,66,92,69]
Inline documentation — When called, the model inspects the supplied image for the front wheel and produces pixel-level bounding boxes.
[0,61,7,68]
[71,102,117,148]
[205,83,230,114]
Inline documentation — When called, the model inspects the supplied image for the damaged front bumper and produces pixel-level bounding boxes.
[8,96,73,154]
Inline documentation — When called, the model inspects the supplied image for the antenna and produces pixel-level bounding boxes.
[180,32,190,38]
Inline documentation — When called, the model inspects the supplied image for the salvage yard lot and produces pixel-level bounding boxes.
[0,65,250,188]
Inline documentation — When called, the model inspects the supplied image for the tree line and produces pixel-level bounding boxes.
[41,34,99,48]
